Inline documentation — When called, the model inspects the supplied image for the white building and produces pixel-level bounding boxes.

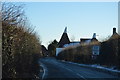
[63,42,80,48]
[56,27,100,59]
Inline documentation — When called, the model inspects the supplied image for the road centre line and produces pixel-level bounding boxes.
[76,73,87,80]
[61,65,87,80]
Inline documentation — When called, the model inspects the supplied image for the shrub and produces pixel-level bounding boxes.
[2,3,42,78]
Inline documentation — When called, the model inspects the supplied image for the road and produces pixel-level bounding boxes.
[39,57,119,80]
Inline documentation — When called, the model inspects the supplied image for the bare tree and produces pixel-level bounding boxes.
[2,3,25,26]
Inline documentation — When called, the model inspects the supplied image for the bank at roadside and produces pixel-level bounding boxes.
[60,60,120,77]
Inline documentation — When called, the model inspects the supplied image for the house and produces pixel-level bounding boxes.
[56,27,70,56]
[58,27,70,48]
[56,27,100,58]
[80,33,100,59]
[63,41,80,48]
[58,27,81,48]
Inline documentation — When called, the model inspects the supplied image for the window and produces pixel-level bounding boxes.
[93,46,99,50]
[92,51,99,55]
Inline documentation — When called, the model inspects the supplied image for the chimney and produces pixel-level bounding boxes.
[113,28,116,34]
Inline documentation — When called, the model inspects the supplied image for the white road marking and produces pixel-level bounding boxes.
[62,65,87,80]
[40,62,48,80]
[65,67,73,72]
[76,73,87,80]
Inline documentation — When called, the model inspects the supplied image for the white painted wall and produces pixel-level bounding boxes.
[63,42,80,48]
[56,48,63,56]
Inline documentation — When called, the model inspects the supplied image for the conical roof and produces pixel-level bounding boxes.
[58,27,70,47]
[109,28,120,40]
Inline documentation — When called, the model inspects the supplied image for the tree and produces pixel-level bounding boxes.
[98,34,120,66]
[48,39,58,57]
[118,37,120,69]
[2,3,42,78]
[41,45,48,57]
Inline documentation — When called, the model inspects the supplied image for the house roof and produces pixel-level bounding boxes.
[80,38,91,43]
[58,27,70,48]
[70,41,80,43]
[80,37,99,45]
[109,28,120,40]
[109,33,120,40]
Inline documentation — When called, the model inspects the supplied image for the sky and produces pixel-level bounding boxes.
[14,2,118,47]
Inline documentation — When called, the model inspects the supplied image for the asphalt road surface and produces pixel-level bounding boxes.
[39,57,119,80]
